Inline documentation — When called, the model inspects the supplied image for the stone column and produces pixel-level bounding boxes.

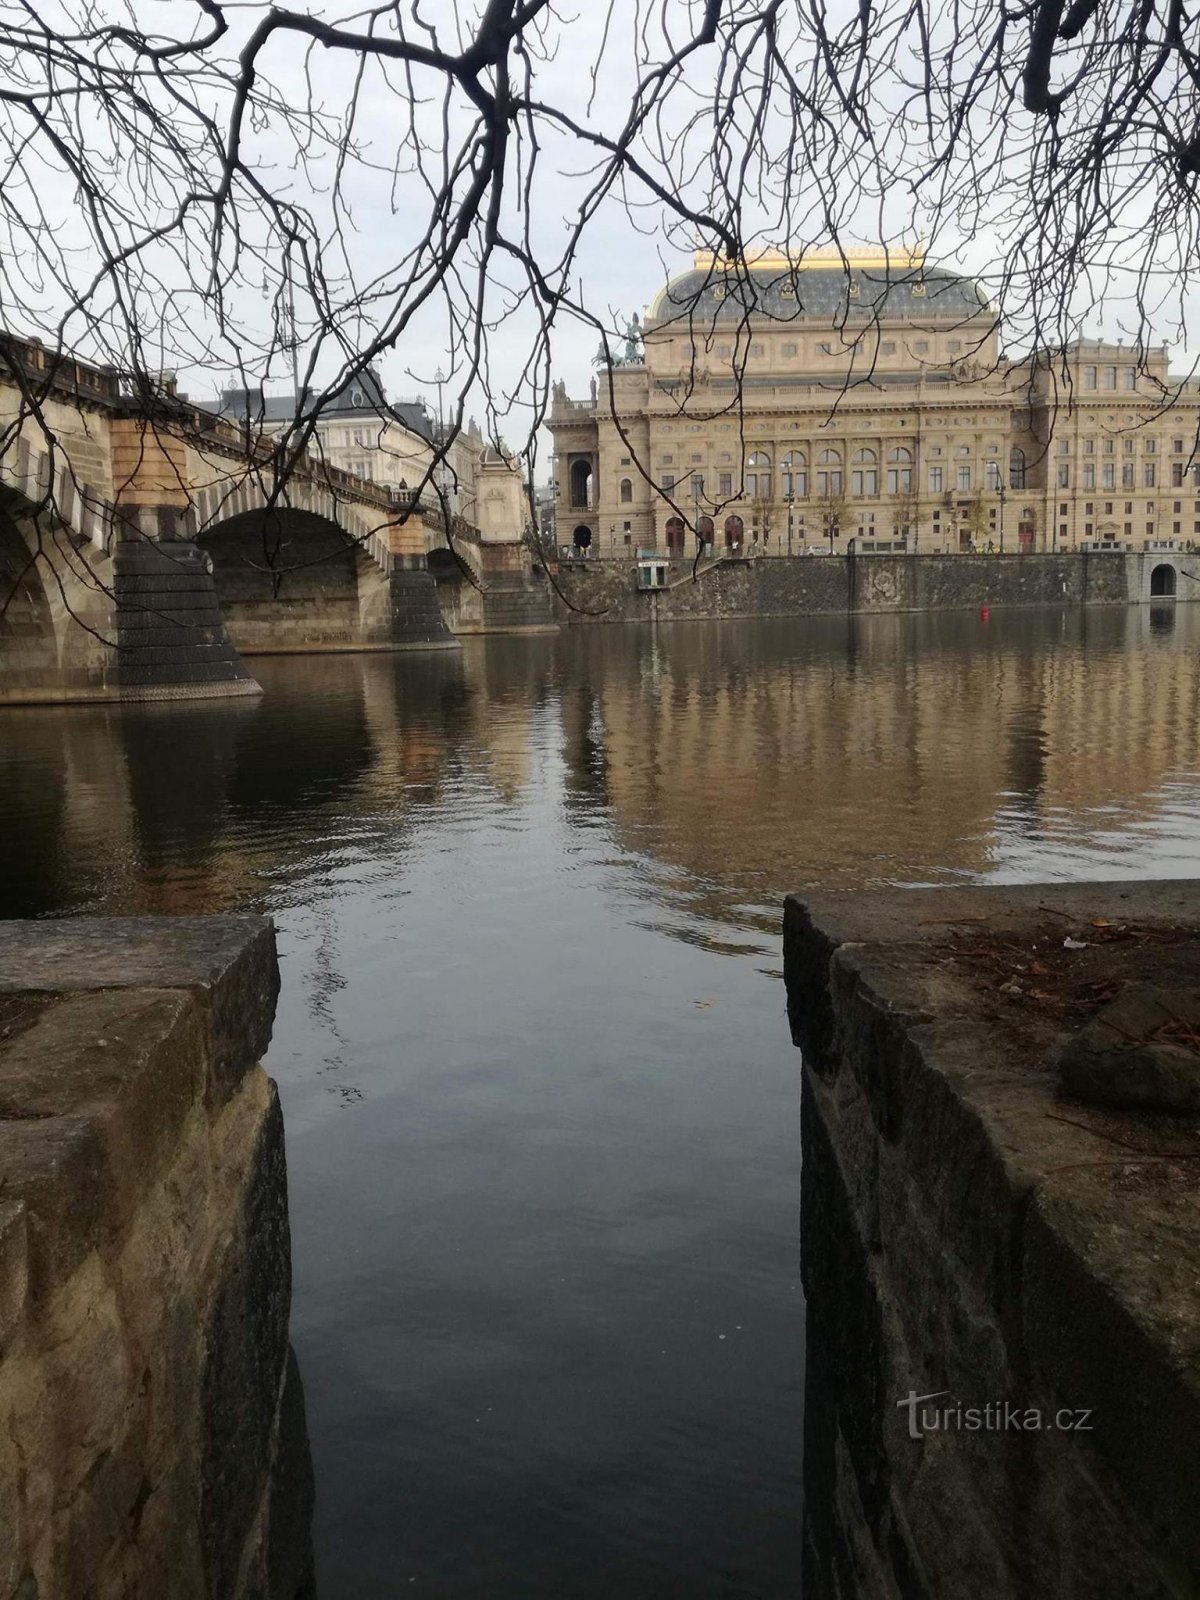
[108,418,262,699]
[385,506,460,649]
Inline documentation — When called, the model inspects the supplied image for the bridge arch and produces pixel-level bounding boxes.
[197,507,392,652]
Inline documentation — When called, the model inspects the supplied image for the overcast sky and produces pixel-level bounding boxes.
[5,0,1195,480]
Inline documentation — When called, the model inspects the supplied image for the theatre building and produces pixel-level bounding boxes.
[549,249,1200,559]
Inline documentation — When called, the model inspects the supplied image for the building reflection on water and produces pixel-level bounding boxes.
[9,606,1200,929]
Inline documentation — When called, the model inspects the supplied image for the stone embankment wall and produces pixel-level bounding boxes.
[555,550,1139,624]
[0,918,313,1600]
[784,882,1200,1599]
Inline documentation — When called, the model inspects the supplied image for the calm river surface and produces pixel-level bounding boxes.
[4,606,1200,1597]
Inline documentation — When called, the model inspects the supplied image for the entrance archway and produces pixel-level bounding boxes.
[665,516,685,554]
[572,525,592,552]
[724,514,744,549]
[1150,562,1177,597]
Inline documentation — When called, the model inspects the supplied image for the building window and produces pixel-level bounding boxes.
[718,472,733,496]
[1085,502,1094,514]
[1122,463,1134,487]
[881,341,896,355]
[1144,463,1157,487]
[782,342,798,357]
[1124,436,1135,454]
[957,466,971,491]
[1057,465,1070,488]
[1104,366,1117,389]
[623,520,631,530]
[781,452,807,497]
[816,447,843,496]
[746,451,771,498]
[1084,437,1095,454]
[1147,521,1155,534]
[691,473,705,499]
[983,462,1000,491]
[1174,438,1185,453]
[817,342,833,356]
[1085,522,1093,536]
[1102,464,1115,488]
[887,446,913,494]
[1083,464,1095,488]
[353,427,365,445]
[1173,463,1185,487]
[620,456,631,465]
[660,474,675,492]
[852,447,878,496]
[1058,439,1069,454]
[914,340,929,354]
[662,453,674,465]
[947,339,962,353]
[1124,522,1132,535]
[929,466,944,492]
[619,477,632,503]
[1083,365,1097,389]
[750,343,765,357]
[1175,522,1182,535]
[1060,523,1068,537]
[1009,447,1026,489]
[1146,438,1157,453]
[1103,437,1115,453]
[717,344,733,358]
[1124,367,1137,389]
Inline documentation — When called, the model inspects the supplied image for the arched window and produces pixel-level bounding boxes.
[619,477,633,503]
[665,515,686,553]
[781,451,807,498]
[696,514,715,544]
[817,447,843,497]
[885,445,913,495]
[1009,447,1026,490]
[747,451,772,499]
[851,447,878,497]
[724,513,745,548]
[569,458,594,509]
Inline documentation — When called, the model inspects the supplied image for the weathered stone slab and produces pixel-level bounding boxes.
[0,916,279,1105]
[0,915,309,1597]
[785,881,1200,1599]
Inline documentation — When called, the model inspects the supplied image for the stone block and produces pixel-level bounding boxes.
[0,917,279,1106]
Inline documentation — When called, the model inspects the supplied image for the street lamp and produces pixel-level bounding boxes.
[786,491,795,557]
[998,480,1007,554]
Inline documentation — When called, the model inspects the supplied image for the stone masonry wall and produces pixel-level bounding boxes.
[555,551,1135,625]
[784,883,1200,1600]
[0,918,313,1600]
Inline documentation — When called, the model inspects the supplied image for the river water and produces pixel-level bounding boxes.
[3,605,1200,1597]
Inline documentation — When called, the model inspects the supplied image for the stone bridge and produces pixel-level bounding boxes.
[0,334,553,704]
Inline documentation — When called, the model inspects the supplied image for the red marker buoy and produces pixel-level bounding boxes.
[980,604,990,622]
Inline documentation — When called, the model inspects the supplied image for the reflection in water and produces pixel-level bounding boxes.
[4,608,1200,1595]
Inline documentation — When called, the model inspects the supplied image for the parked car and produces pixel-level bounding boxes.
[803,543,831,556]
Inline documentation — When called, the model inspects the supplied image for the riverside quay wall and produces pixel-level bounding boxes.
[784,882,1200,1600]
[0,917,313,1600]
[554,549,1190,623]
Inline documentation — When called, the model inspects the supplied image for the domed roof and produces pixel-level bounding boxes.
[646,251,991,327]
